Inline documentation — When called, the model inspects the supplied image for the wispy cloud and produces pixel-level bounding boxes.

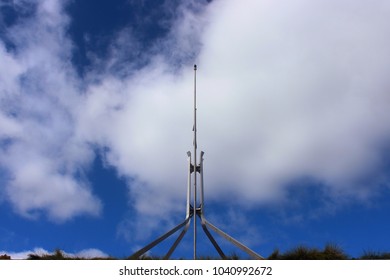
[0,0,101,221]
[0,247,49,260]
[0,247,108,259]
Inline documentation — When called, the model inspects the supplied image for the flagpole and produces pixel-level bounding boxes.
[193,64,197,260]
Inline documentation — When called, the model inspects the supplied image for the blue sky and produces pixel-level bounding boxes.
[1,0,390,259]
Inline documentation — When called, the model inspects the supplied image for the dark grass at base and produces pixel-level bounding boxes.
[2,245,390,260]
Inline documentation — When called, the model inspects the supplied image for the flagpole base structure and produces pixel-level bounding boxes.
[130,65,264,260]
[130,152,264,260]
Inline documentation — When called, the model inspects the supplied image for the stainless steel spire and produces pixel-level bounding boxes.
[131,65,264,260]
[193,64,198,260]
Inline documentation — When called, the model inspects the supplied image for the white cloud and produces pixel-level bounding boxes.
[0,0,101,221]
[70,248,109,259]
[0,247,49,260]
[0,247,108,259]
[195,0,390,202]
[99,0,390,239]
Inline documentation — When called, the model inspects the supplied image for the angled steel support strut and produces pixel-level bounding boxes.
[130,216,192,259]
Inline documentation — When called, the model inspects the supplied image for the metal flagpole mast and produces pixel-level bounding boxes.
[193,64,198,260]
[130,64,264,260]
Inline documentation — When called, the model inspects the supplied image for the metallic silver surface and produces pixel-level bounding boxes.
[193,64,197,260]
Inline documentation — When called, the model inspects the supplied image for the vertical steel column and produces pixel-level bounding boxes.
[193,64,198,260]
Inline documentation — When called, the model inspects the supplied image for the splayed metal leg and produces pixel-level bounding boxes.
[130,216,192,259]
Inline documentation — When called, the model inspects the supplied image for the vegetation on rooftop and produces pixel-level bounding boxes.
[1,245,390,260]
